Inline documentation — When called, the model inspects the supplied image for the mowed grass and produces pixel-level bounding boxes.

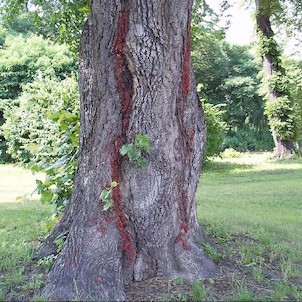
[0,164,43,203]
[0,164,52,301]
[0,154,302,301]
[197,152,302,245]
[196,152,302,301]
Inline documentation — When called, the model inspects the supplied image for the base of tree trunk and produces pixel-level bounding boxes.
[41,224,218,301]
[34,204,73,259]
[273,137,294,159]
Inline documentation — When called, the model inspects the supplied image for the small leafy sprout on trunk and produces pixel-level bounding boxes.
[54,230,69,253]
[100,181,119,211]
[120,134,151,168]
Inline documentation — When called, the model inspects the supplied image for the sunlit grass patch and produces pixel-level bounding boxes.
[198,153,302,244]
[0,164,52,301]
[198,152,302,300]
[0,164,43,203]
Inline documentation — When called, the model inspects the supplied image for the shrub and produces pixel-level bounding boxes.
[0,34,77,101]
[0,32,77,162]
[223,127,274,152]
[1,75,79,216]
[203,102,227,158]
[220,148,242,159]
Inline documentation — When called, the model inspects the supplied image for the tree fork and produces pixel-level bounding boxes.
[42,1,218,300]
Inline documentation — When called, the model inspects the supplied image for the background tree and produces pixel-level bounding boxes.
[191,22,273,152]
[254,0,301,158]
[220,43,273,151]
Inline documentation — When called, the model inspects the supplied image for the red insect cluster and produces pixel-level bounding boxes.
[181,27,191,97]
[113,11,133,136]
[111,11,136,265]
[175,22,195,251]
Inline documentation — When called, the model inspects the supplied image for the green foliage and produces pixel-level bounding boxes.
[256,31,281,61]
[0,0,90,52]
[202,102,226,157]
[265,96,297,140]
[2,75,79,216]
[1,12,37,35]
[268,71,289,93]
[120,134,151,168]
[192,29,228,101]
[220,148,242,159]
[0,33,77,101]
[191,281,208,301]
[224,127,274,152]
[0,99,12,163]
[0,27,77,162]
[100,181,119,211]
[192,29,270,152]
[2,74,79,162]
[220,44,267,133]
[192,0,221,31]
[256,13,301,146]
[284,58,302,142]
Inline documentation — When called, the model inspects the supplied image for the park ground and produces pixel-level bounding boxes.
[0,152,302,301]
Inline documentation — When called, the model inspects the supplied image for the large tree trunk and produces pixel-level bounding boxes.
[42,0,217,300]
[255,0,294,158]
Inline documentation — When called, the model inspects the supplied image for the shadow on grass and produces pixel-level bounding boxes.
[274,158,302,165]
[203,160,253,174]
[203,156,302,176]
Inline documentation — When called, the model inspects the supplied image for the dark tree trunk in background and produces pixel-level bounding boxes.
[42,0,217,300]
[255,0,294,158]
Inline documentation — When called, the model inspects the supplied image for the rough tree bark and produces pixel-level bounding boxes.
[255,0,295,158]
[42,0,217,300]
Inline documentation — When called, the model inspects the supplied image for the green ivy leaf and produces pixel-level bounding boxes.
[111,181,119,187]
[135,134,151,154]
[120,144,132,156]
[127,148,141,161]
[100,188,111,202]
[70,134,78,147]
[103,200,112,211]
[137,158,148,168]
[41,191,54,204]
[46,111,62,121]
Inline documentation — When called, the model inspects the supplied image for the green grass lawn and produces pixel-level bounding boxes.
[0,164,52,301]
[196,152,302,301]
[1,154,302,301]
[198,152,302,244]
[0,164,43,203]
